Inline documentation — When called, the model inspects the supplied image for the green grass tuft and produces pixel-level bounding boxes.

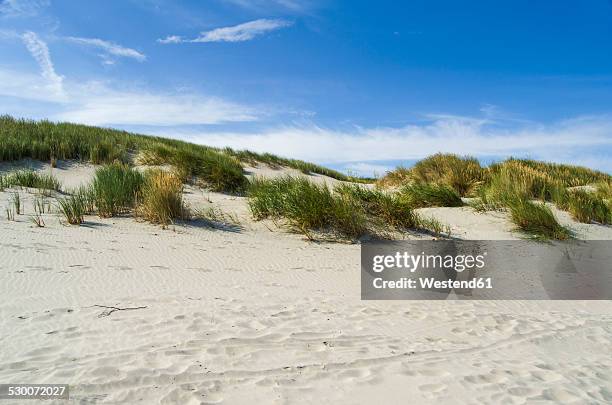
[400,183,463,208]
[57,195,87,225]
[507,198,570,240]
[0,169,60,191]
[334,184,418,229]
[91,163,144,217]
[565,190,611,224]
[248,177,368,239]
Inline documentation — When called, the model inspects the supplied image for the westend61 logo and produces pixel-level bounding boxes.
[361,240,612,300]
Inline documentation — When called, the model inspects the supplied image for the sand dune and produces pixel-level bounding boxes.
[1,161,611,404]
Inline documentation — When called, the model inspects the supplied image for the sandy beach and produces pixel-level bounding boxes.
[1,161,611,404]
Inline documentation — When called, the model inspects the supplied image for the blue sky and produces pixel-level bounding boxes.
[1,0,611,176]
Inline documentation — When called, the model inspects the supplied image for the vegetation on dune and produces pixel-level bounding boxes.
[136,170,188,227]
[247,177,450,240]
[2,116,608,240]
[378,153,485,196]
[334,184,418,229]
[506,198,571,240]
[507,158,611,187]
[0,169,61,192]
[248,176,369,239]
[91,163,144,217]
[154,147,247,193]
[379,152,611,239]
[564,190,611,225]
[399,183,463,208]
[224,148,374,183]
[0,116,373,193]
[57,194,87,225]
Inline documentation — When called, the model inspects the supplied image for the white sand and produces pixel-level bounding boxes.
[1,161,611,404]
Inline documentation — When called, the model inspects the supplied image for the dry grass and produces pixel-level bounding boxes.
[378,153,485,196]
[136,170,188,227]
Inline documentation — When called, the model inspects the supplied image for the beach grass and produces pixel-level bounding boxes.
[57,195,87,225]
[248,177,453,239]
[136,170,188,226]
[399,183,463,208]
[378,153,485,196]
[379,156,609,239]
[507,198,571,240]
[91,163,144,217]
[334,184,419,229]
[564,190,611,224]
[0,116,373,192]
[0,169,60,192]
[248,176,369,239]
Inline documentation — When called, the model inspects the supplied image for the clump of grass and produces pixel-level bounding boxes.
[0,170,61,192]
[136,170,188,226]
[487,160,565,202]
[57,195,87,225]
[507,198,570,240]
[73,185,96,214]
[248,176,368,239]
[334,184,418,229]
[375,166,410,189]
[400,183,463,208]
[91,163,144,217]
[565,190,611,224]
[595,181,612,200]
[146,146,248,193]
[379,154,485,196]
[507,158,610,187]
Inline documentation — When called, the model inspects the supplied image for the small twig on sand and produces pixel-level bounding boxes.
[90,304,148,318]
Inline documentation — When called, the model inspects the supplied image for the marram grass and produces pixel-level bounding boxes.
[136,170,188,227]
[91,163,144,217]
[399,183,463,208]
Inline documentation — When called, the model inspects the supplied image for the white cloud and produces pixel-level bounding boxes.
[163,115,612,173]
[21,31,65,98]
[65,36,146,62]
[0,65,261,125]
[53,84,259,126]
[158,18,292,44]
[341,162,394,178]
[0,0,48,17]
[157,35,182,44]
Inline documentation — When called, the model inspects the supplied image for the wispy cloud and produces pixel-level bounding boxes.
[0,0,48,17]
[0,65,262,125]
[65,36,146,63]
[21,31,65,98]
[2,30,259,125]
[158,18,292,44]
[53,84,259,126]
[162,115,612,174]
